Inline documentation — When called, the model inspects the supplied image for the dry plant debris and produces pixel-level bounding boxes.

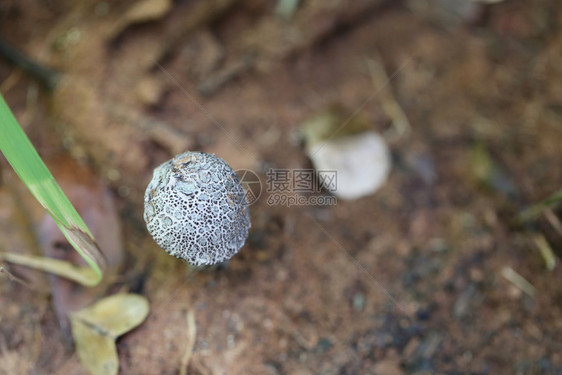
[70,294,150,375]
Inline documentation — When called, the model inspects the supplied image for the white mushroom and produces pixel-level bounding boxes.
[144,151,250,266]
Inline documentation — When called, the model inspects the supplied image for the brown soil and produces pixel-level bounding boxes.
[1,0,561,374]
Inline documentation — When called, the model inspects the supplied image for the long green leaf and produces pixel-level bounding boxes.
[0,93,105,285]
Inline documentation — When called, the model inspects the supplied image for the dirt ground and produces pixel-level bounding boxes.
[1,0,561,374]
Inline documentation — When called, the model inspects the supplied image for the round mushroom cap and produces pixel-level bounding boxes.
[144,151,251,266]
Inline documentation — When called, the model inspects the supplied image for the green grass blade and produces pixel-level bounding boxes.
[519,189,562,223]
[0,93,105,284]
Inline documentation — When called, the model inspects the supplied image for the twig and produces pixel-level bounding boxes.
[0,39,60,90]
[366,52,411,142]
[0,263,32,288]
[179,310,197,375]
[533,234,558,271]
[501,266,536,298]
[544,209,562,237]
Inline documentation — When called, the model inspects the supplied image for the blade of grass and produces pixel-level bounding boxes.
[0,93,105,285]
[518,189,562,223]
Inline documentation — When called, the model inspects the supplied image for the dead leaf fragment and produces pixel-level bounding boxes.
[72,294,150,338]
[70,294,150,375]
[71,321,119,375]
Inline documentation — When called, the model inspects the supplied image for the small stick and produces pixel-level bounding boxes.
[544,209,562,237]
[533,234,558,271]
[179,310,197,375]
[366,53,411,142]
[501,266,536,298]
[0,39,60,90]
[0,263,31,288]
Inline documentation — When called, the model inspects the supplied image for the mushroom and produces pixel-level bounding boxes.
[144,152,250,266]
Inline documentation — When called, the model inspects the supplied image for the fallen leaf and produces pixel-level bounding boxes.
[70,294,150,375]
[72,294,150,338]
[71,321,119,375]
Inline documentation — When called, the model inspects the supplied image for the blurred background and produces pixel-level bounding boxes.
[0,0,561,374]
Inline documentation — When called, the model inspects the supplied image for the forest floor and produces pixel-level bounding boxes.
[1,0,561,374]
